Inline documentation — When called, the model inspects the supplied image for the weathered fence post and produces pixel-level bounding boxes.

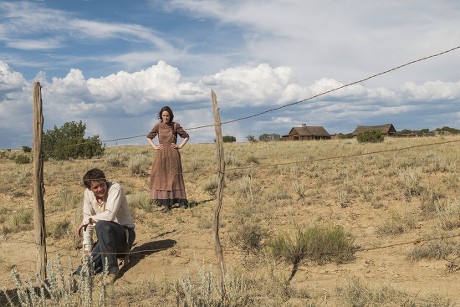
[33,82,47,280]
[211,90,226,296]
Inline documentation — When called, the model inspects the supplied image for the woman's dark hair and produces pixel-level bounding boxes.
[158,106,174,123]
[83,168,107,188]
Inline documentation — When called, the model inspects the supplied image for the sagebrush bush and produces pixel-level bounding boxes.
[9,209,33,233]
[14,154,31,164]
[203,175,220,196]
[435,197,460,230]
[128,154,150,176]
[230,220,267,253]
[48,220,71,239]
[407,239,460,261]
[376,212,417,235]
[267,224,355,281]
[246,155,259,164]
[176,265,253,307]
[106,153,126,167]
[336,276,451,306]
[22,146,32,153]
[7,253,112,307]
[127,192,152,212]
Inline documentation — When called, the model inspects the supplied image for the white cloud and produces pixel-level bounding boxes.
[0,62,26,93]
[201,63,292,106]
[2,56,460,148]
[6,38,63,50]
[69,19,173,50]
[402,80,460,101]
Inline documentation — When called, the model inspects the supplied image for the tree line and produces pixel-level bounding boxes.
[20,121,460,161]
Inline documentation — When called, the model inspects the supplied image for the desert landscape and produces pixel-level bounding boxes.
[1,134,460,306]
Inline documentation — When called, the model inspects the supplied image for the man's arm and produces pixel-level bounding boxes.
[79,190,95,252]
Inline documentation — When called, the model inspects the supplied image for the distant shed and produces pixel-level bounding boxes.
[352,124,397,137]
[282,124,331,141]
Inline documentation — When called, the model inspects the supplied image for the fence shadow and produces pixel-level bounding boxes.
[118,239,177,277]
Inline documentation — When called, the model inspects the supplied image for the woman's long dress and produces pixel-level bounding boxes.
[147,122,189,207]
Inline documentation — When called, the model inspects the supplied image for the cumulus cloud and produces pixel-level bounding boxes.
[201,63,293,106]
[401,80,460,101]
[0,61,29,140]
[1,56,460,148]
[0,61,26,92]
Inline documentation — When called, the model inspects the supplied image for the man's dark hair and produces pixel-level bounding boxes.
[83,168,106,188]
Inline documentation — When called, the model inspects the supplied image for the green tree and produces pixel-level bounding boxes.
[222,135,236,143]
[436,126,460,134]
[357,130,384,143]
[43,121,105,160]
[420,128,430,134]
[259,133,281,142]
[399,129,413,134]
[246,135,257,143]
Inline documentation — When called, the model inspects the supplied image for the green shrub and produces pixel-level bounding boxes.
[246,155,259,164]
[337,276,452,306]
[48,220,71,239]
[43,120,105,160]
[204,175,220,196]
[9,209,33,232]
[222,135,236,143]
[106,153,126,167]
[22,146,32,153]
[127,193,152,212]
[267,224,355,281]
[230,221,267,253]
[375,212,416,235]
[357,130,384,143]
[407,239,460,261]
[14,154,31,164]
[128,154,150,176]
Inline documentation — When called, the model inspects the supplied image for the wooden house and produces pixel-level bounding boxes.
[352,124,397,137]
[282,124,331,141]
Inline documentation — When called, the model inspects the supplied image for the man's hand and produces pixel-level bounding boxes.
[76,221,85,237]
[76,218,95,236]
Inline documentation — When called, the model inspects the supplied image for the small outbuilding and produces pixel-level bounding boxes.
[352,124,397,137]
[282,124,331,141]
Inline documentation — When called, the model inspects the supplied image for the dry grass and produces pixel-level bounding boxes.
[1,135,460,305]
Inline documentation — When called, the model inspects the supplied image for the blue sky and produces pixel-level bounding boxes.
[1,0,460,148]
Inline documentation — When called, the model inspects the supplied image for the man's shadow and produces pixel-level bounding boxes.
[118,238,177,277]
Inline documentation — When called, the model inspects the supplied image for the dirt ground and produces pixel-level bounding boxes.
[1,138,460,306]
[1,196,460,305]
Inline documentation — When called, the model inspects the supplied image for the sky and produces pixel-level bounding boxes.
[1,0,460,149]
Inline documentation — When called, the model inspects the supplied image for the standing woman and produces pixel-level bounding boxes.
[147,106,189,212]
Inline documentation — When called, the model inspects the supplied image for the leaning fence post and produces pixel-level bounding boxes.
[33,82,47,280]
[211,90,226,297]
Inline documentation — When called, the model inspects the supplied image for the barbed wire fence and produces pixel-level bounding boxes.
[1,44,460,299]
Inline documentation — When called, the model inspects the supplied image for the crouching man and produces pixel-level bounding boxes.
[75,168,135,282]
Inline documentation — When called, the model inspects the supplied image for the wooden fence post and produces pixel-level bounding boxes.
[211,90,226,296]
[33,82,47,280]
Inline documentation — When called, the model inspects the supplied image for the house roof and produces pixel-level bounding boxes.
[287,125,331,137]
[352,124,396,135]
